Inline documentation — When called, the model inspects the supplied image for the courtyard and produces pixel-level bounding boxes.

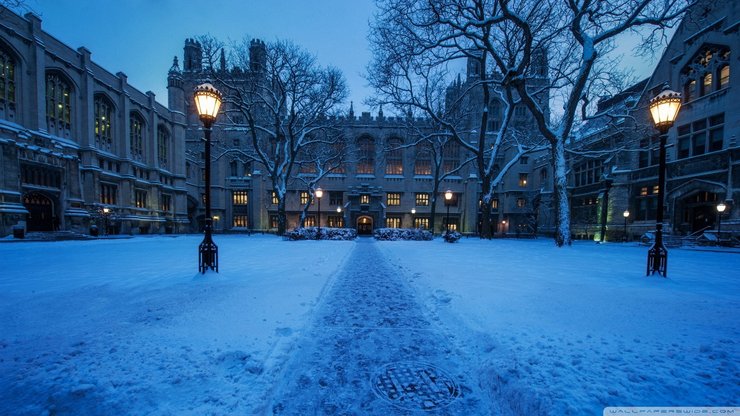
[0,235,737,414]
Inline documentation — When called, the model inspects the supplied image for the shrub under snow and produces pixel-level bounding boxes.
[373,228,434,241]
[443,231,462,243]
[285,227,357,241]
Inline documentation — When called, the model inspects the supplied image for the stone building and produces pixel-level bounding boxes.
[0,7,190,237]
[566,0,738,242]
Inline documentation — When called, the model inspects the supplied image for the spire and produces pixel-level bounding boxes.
[349,101,355,119]
[220,49,226,73]
[168,56,181,75]
[378,105,384,118]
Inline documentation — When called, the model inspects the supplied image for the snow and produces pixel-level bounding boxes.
[1,235,738,415]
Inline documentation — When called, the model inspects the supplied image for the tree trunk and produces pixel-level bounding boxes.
[277,197,287,236]
[552,140,571,246]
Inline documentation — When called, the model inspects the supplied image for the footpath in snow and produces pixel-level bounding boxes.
[269,237,492,414]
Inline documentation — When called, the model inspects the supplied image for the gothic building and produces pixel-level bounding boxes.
[0,8,189,237]
[566,0,738,241]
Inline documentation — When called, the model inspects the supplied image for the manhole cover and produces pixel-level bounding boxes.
[372,361,460,411]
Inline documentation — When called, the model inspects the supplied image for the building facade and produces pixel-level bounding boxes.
[0,8,189,237]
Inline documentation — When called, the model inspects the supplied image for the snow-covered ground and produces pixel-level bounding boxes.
[0,235,738,415]
[378,239,740,414]
[0,235,354,415]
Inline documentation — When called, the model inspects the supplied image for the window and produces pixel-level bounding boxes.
[414,143,432,175]
[300,163,317,174]
[243,161,251,176]
[329,192,343,206]
[682,46,730,102]
[271,191,279,205]
[444,219,458,232]
[327,216,344,228]
[270,215,279,228]
[160,194,172,212]
[94,95,113,150]
[719,65,730,89]
[540,168,548,184]
[386,217,401,228]
[100,183,117,205]
[130,113,145,161]
[514,105,526,118]
[233,215,248,227]
[517,198,527,208]
[491,198,499,209]
[233,190,248,205]
[573,160,604,186]
[20,164,62,188]
[357,136,375,174]
[158,126,169,168]
[300,191,310,205]
[442,141,460,173]
[304,216,316,227]
[676,113,724,159]
[414,217,429,229]
[0,49,16,118]
[387,192,401,206]
[360,194,370,204]
[520,156,529,165]
[519,173,528,187]
[385,138,403,175]
[135,190,147,208]
[230,160,238,177]
[45,73,71,136]
[415,193,430,206]
[635,186,658,221]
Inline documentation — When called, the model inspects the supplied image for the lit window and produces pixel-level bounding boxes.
[360,194,370,204]
[719,65,730,89]
[271,192,279,205]
[519,173,528,187]
[327,216,344,228]
[387,193,401,206]
[160,194,172,212]
[701,73,712,96]
[45,73,72,135]
[442,141,460,173]
[304,216,316,227]
[386,217,401,228]
[385,138,403,175]
[640,187,648,196]
[517,198,526,208]
[357,136,375,174]
[135,190,147,208]
[233,215,248,227]
[233,190,248,205]
[300,191,310,205]
[415,193,430,206]
[94,95,113,150]
[414,217,429,229]
[270,215,279,228]
[414,143,432,175]
[491,198,499,209]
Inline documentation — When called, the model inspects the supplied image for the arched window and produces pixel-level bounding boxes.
[94,95,114,151]
[701,73,712,96]
[357,136,375,175]
[414,142,432,175]
[130,112,145,161]
[0,48,16,120]
[442,141,460,174]
[719,65,730,89]
[45,72,72,137]
[684,80,695,103]
[385,137,403,175]
[157,125,170,168]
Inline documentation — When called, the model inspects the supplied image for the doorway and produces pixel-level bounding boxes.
[23,192,55,231]
[357,216,373,235]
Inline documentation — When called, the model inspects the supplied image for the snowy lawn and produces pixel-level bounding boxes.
[0,235,354,415]
[377,238,740,415]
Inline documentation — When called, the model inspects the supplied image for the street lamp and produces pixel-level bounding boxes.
[623,210,630,242]
[194,83,223,273]
[102,207,111,236]
[336,206,343,228]
[315,187,323,236]
[647,84,681,277]
[717,202,727,239]
[444,190,453,235]
[411,208,416,228]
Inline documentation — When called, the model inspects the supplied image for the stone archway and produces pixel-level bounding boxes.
[357,215,373,235]
[23,192,55,231]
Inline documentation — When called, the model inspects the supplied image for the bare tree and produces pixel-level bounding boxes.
[368,0,547,239]
[202,37,348,235]
[295,137,349,227]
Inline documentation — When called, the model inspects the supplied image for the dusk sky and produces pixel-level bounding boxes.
[20,0,666,116]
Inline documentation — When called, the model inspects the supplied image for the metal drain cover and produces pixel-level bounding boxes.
[372,361,460,411]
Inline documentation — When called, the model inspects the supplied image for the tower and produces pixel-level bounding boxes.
[183,38,202,72]
[249,39,266,72]
[167,56,184,113]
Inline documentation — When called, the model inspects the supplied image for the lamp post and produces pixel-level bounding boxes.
[336,206,342,227]
[717,202,726,239]
[599,177,613,243]
[194,83,223,273]
[411,208,416,228]
[102,207,111,236]
[444,190,453,235]
[647,85,681,277]
[315,187,323,236]
[623,210,630,242]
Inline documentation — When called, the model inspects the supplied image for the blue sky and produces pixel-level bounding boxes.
[24,0,377,112]
[21,0,666,116]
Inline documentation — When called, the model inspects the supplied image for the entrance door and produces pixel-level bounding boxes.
[357,216,373,235]
[690,204,715,233]
[23,192,54,231]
